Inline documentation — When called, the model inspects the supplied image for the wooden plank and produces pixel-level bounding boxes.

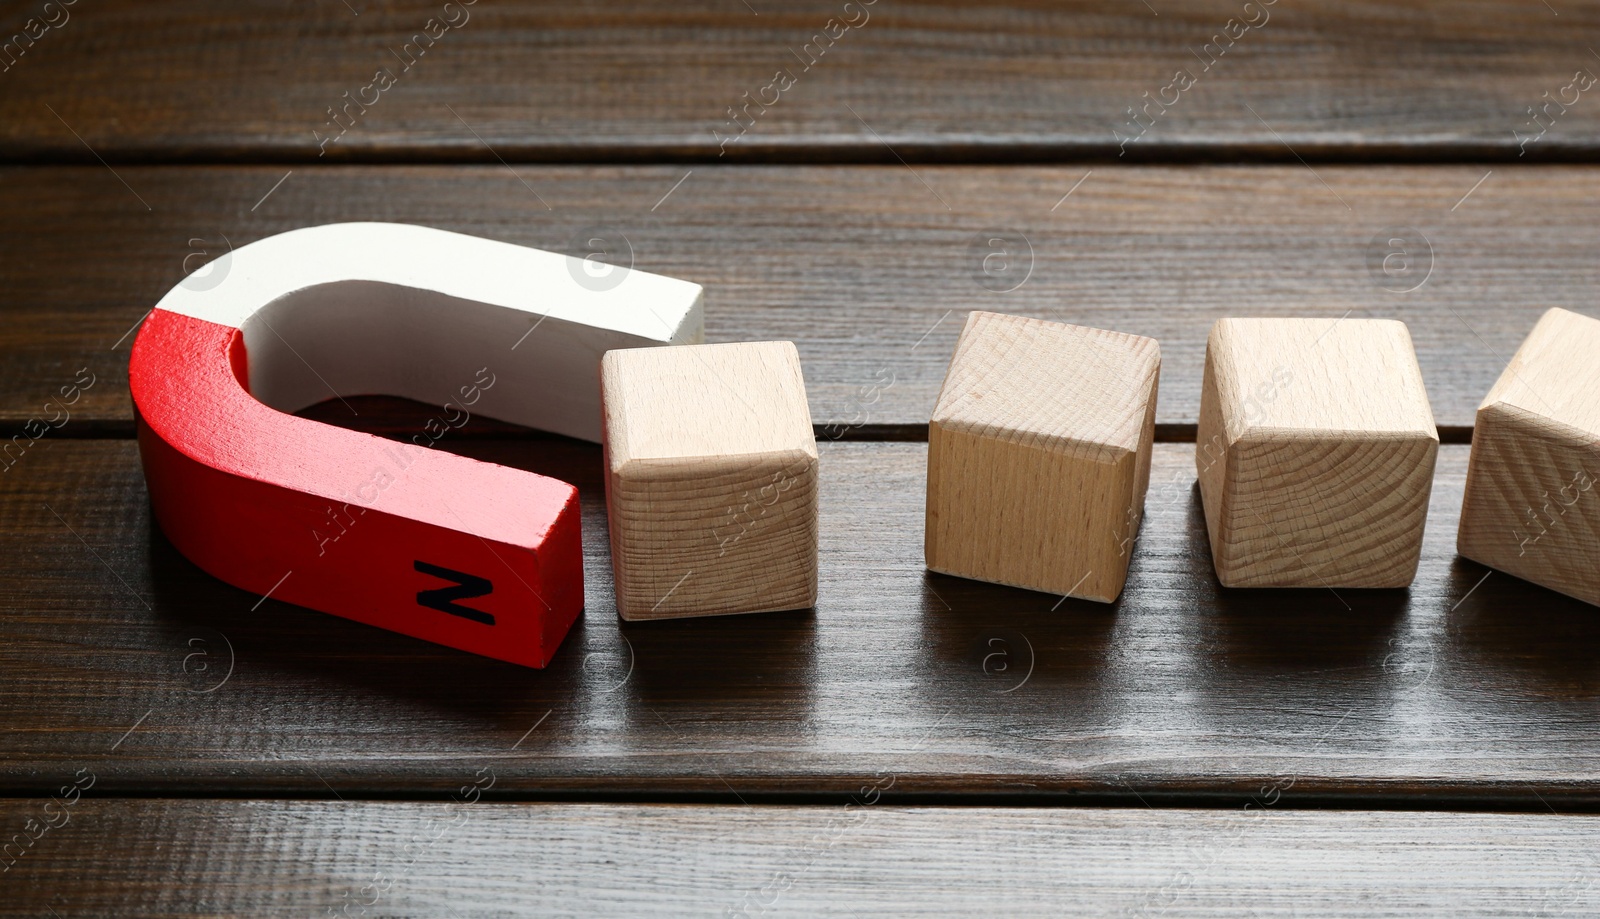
[4,438,1600,803]
[3,1,1598,162]
[3,800,1599,916]
[4,165,1599,435]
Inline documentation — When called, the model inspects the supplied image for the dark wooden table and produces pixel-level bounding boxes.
[3,2,1599,915]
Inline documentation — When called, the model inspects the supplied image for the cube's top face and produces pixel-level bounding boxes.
[1482,307,1600,438]
[602,340,816,469]
[930,311,1159,462]
[1209,317,1437,447]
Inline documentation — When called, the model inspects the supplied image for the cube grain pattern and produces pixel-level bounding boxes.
[925,311,1160,602]
[601,341,819,620]
[1196,317,1438,589]
[1458,308,1600,606]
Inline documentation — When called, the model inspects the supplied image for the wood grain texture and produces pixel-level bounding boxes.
[4,436,1600,803]
[602,341,819,619]
[1196,318,1439,588]
[1459,307,1600,607]
[926,311,1158,601]
[4,1,1600,162]
[4,164,1600,436]
[4,800,1600,918]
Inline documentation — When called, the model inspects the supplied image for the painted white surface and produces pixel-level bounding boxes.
[156,222,705,442]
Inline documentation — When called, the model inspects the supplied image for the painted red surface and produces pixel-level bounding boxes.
[130,309,583,668]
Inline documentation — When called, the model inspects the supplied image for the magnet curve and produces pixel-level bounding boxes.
[131,222,704,668]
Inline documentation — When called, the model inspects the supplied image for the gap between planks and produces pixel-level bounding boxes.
[0,787,1596,813]
[9,144,1600,168]
[0,422,1477,444]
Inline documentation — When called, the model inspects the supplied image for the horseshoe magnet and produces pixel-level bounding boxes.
[130,222,703,667]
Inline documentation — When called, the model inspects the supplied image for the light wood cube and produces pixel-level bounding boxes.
[1196,317,1438,588]
[1458,308,1600,607]
[925,311,1160,602]
[601,341,818,620]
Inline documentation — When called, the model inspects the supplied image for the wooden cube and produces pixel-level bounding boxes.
[1196,317,1438,588]
[601,341,818,620]
[1458,308,1600,606]
[925,311,1160,602]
